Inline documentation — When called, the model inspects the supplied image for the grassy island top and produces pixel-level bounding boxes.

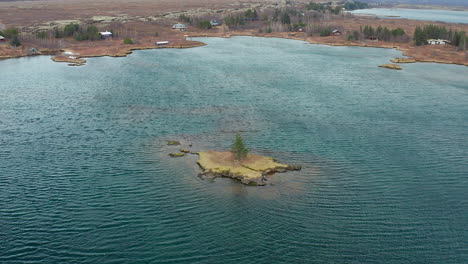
[198,151,290,182]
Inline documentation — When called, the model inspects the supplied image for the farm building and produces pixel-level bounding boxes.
[99,31,113,39]
[172,23,187,31]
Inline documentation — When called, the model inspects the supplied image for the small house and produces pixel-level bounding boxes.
[99,31,113,39]
[368,36,378,41]
[331,30,342,36]
[156,41,169,46]
[0,36,6,43]
[427,39,449,45]
[172,23,187,31]
[210,20,221,27]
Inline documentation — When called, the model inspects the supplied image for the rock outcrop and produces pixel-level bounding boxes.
[379,64,403,70]
[391,58,416,63]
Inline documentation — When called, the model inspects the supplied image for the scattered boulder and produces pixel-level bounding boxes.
[167,140,181,145]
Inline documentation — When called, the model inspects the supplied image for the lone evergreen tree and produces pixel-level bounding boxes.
[231,133,248,161]
[10,36,21,47]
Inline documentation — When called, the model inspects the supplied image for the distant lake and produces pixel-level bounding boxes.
[350,8,468,24]
[1,37,467,263]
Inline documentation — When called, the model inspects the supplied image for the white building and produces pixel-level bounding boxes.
[172,23,187,31]
[156,41,169,46]
[427,39,450,45]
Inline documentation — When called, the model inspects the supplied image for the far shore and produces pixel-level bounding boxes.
[1,0,467,67]
[1,33,467,67]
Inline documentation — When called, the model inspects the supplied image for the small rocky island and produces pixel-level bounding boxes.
[168,134,301,185]
[379,64,403,70]
[197,151,300,185]
[391,58,416,63]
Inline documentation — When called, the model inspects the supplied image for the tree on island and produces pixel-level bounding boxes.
[231,134,249,161]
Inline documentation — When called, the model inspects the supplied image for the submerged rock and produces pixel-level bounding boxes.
[197,151,301,185]
[169,153,185,157]
[180,149,191,153]
[167,140,181,145]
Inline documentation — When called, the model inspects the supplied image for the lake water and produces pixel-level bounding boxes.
[1,37,467,263]
[350,8,468,24]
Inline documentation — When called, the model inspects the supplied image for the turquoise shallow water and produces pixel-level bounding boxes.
[1,37,467,263]
[350,8,468,24]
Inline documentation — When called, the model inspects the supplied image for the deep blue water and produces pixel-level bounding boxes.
[350,8,468,24]
[1,37,467,263]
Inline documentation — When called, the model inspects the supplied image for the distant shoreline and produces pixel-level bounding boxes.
[1,34,467,67]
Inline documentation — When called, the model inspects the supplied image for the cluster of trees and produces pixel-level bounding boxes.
[197,20,212,30]
[244,9,259,21]
[178,14,193,25]
[123,38,134,44]
[0,28,21,46]
[306,1,368,14]
[52,23,101,41]
[320,27,333,37]
[178,14,217,30]
[347,30,361,41]
[224,9,259,28]
[272,9,297,25]
[306,2,341,15]
[361,25,408,42]
[414,24,467,49]
[343,1,369,11]
[224,15,246,27]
